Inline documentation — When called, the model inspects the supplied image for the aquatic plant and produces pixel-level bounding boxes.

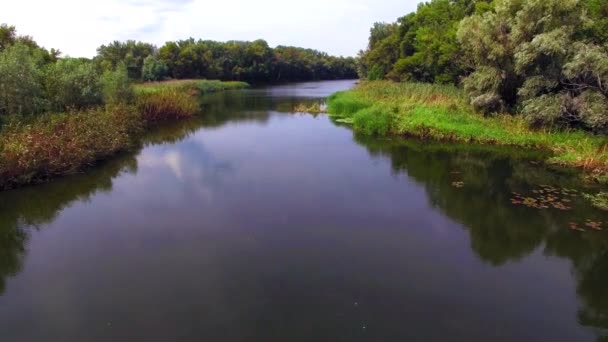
[0,105,141,189]
[134,79,249,96]
[584,192,608,211]
[293,103,324,114]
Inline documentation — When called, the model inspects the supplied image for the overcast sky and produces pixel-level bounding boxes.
[1,0,420,58]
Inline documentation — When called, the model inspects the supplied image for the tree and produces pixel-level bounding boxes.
[142,55,168,81]
[44,58,102,111]
[458,0,608,131]
[0,24,16,51]
[0,43,46,116]
[357,0,492,83]
[96,40,155,80]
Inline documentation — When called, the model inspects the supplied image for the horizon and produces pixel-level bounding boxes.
[1,0,420,58]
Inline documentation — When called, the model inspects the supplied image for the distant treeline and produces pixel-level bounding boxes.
[96,39,358,83]
[358,0,608,132]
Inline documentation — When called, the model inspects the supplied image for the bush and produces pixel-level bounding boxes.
[142,55,168,82]
[458,0,608,132]
[136,89,198,124]
[101,64,134,106]
[0,43,46,116]
[44,58,103,111]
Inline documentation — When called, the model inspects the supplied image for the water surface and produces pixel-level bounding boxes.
[1,80,607,341]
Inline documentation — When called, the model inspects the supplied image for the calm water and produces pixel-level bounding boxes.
[1,80,608,341]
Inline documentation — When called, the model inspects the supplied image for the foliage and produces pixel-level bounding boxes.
[327,81,608,172]
[96,40,155,80]
[458,0,608,132]
[44,58,103,111]
[358,0,490,84]
[0,43,46,116]
[100,64,134,106]
[142,55,168,82]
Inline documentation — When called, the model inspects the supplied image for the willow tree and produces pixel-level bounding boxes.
[458,0,608,132]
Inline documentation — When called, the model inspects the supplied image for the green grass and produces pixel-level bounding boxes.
[327,81,608,173]
[134,79,249,95]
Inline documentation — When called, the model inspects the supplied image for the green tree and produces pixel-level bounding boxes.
[96,40,155,80]
[44,58,102,111]
[0,24,16,51]
[142,55,168,81]
[101,63,134,106]
[458,0,608,131]
[0,43,46,116]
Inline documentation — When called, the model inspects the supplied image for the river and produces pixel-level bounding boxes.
[0,80,607,341]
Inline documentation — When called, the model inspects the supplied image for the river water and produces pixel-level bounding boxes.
[0,80,607,341]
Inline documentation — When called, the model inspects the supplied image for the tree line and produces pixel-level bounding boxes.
[0,23,357,118]
[358,0,608,132]
[96,38,358,83]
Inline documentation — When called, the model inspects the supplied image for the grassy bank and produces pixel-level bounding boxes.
[0,80,249,189]
[134,79,249,95]
[327,81,608,175]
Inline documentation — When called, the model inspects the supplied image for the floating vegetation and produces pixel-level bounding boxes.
[452,181,465,188]
[585,219,604,231]
[293,103,325,114]
[583,192,608,211]
[510,185,578,210]
[568,220,603,232]
[569,222,586,232]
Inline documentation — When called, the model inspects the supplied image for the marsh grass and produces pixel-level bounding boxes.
[0,80,248,189]
[136,89,199,124]
[135,79,249,95]
[293,102,325,114]
[327,81,608,173]
[0,105,142,189]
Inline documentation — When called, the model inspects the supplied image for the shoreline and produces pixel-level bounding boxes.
[0,80,250,190]
[327,81,608,182]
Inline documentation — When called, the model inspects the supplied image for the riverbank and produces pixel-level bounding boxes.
[0,80,249,190]
[327,81,608,178]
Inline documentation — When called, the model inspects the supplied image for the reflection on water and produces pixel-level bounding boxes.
[0,80,607,341]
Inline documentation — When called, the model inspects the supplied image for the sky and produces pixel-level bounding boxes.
[1,0,419,58]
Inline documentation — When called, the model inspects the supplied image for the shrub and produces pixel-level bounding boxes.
[0,43,46,116]
[458,0,608,132]
[101,64,134,106]
[142,55,168,82]
[136,88,198,124]
[44,57,103,111]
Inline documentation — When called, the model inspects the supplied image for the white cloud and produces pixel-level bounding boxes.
[1,0,419,58]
